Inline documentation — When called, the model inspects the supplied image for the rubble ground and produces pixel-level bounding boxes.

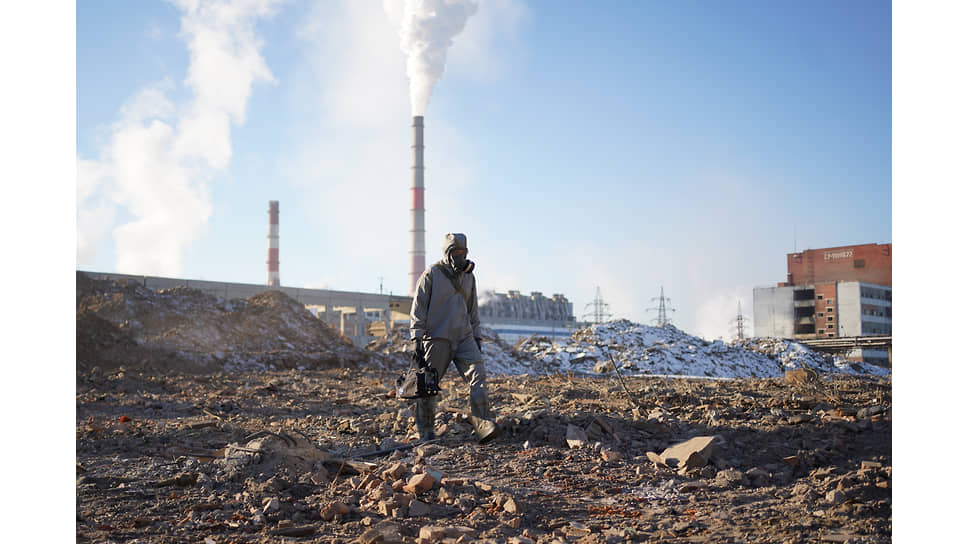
[76,274,891,542]
[77,367,891,543]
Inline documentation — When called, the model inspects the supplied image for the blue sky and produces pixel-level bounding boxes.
[75,0,893,340]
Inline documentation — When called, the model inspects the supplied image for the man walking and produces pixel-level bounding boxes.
[409,233,501,444]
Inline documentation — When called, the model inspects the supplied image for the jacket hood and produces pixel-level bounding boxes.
[441,233,468,256]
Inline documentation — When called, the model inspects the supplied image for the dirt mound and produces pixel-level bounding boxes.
[76,272,374,373]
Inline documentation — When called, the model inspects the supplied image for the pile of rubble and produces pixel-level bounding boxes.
[76,272,373,373]
[515,320,889,378]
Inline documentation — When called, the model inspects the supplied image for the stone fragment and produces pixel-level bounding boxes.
[320,501,349,521]
[419,525,447,541]
[716,468,747,486]
[658,436,717,469]
[504,497,524,515]
[781,455,800,468]
[646,451,665,466]
[861,460,882,470]
[601,449,622,462]
[262,497,280,513]
[745,467,770,487]
[785,368,818,385]
[409,499,431,517]
[826,489,845,504]
[383,463,407,481]
[788,414,813,425]
[404,473,435,494]
[566,424,588,449]
[857,405,887,419]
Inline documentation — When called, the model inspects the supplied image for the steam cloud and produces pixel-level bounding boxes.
[391,0,478,116]
[76,0,279,275]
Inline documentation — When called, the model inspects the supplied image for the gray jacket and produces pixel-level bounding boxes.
[410,260,482,345]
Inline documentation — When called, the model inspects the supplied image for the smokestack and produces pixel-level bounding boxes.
[409,116,425,296]
[267,200,280,287]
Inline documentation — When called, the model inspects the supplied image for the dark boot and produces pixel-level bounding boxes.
[469,388,501,444]
[415,397,436,441]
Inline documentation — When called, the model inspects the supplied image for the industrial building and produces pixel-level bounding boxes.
[753,243,891,366]
[477,290,576,343]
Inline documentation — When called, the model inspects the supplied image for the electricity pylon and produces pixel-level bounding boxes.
[647,286,675,326]
[731,300,750,341]
[583,286,612,325]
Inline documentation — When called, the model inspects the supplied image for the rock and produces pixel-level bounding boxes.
[566,424,588,449]
[593,360,611,373]
[646,451,665,466]
[383,463,407,481]
[262,497,280,513]
[745,467,770,487]
[601,449,622,462]
[717,468,747,486]
[785,368,819,385]
[658,436,717,469]
[321,501,350,521]
[788,414,813,425]
[826,489,845,504]
[419,526,447,541]
[504,497,524,515]
[404,473,435,494]
[409,499,431,517]
[857,405,887,419]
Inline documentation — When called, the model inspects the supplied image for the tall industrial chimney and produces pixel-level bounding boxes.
[267,200,280,287]
[409,116,425,296]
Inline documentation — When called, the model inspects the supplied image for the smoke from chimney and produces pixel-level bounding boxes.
[267,200,280,287]
[395,0,478,116]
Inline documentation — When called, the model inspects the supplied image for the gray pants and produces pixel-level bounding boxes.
[415,336,490,438]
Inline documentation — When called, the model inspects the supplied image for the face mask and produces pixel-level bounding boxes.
[449,252,467,272]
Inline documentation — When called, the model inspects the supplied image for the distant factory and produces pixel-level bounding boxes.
[753,242,892,366]
[478,290,576,343]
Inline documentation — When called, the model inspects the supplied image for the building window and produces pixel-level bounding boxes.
[854,259,866,268]
[826,324,834,329]
[817,312,824,317]
[826,299,833,304]
[817,294,823,300]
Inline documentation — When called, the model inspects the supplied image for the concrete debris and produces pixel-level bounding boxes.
[653,436,717,472]
[76,276,892,543]
[76,271,372,373]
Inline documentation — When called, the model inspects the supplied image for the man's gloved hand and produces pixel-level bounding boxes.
[475,337,482,352]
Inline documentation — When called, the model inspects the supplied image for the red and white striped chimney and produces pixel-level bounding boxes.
[267,200,280,287]
[409,116,425,297]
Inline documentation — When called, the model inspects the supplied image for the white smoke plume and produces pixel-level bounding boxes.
[388,0,478,116]
[76,0,279,275]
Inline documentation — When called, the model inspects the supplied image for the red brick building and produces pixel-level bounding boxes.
[754,242,892,366]
[780,243,892,288]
